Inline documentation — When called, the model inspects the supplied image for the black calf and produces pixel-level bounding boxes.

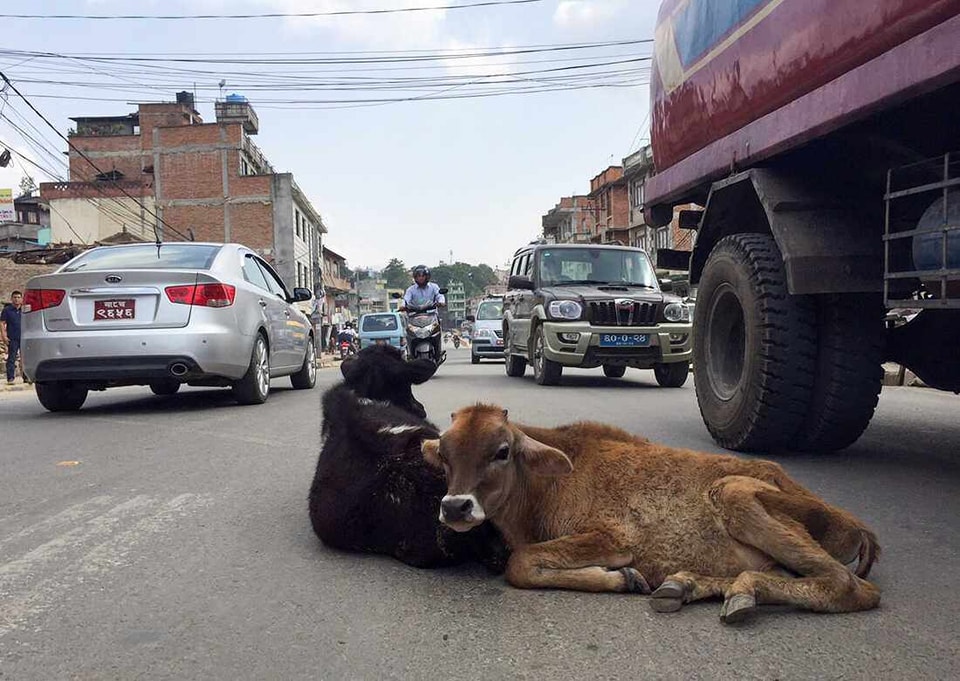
[308,345,508,571]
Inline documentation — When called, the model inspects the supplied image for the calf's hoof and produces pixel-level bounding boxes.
[720,593,757,624]
[619,568,650,594]
[650,580,685,613]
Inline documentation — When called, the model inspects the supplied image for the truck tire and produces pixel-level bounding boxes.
[36,381,88,412]
[693,234,817,451]
[796,294,884,451]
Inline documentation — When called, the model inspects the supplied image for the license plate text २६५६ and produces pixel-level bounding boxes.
[599,333,650,348]
[94,299,136,320]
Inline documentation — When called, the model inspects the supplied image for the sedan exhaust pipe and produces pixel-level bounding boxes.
[169,362,189,377]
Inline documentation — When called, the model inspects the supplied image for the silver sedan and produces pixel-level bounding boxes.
[21,242,317,411]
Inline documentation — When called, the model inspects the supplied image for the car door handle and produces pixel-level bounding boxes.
[284,310,291,317]
[258,300,268,308]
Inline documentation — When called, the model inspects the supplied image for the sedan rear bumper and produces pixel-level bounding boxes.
[34,355,203,383]
[22,327,254,383]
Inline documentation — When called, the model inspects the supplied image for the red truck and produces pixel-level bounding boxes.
[645,0,960,452]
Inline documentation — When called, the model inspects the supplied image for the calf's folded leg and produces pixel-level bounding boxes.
[709,475,881,622]
[505,532,649,593]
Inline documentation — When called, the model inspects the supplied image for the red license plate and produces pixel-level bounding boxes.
[94,299,136,320]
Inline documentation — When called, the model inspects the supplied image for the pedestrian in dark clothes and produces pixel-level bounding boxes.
[1,290,24,384]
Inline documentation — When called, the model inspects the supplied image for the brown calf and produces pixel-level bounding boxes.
[422,405,881,624]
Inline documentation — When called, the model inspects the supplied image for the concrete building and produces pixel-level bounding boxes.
[445,281,466,328]
[1,193,51,252]
[622,145,695,272]
[588,166,629,245]
[40,92,325,291]
[541,195,596,244]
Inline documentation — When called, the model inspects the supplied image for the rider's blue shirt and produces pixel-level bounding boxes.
[403,282,445,309]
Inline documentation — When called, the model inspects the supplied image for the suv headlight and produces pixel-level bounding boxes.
[663,302,690,322]
[548,300,582,320]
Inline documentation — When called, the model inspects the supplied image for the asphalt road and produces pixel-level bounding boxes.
[1,347,958,680]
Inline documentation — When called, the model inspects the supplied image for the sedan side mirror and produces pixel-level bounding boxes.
[292,287,313,302]
[439,287,449,295]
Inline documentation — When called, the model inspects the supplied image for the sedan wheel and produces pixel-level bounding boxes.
[36,381,88,412]
[233,335,270,405]
[290,337,317,389]
[149,380,181,396]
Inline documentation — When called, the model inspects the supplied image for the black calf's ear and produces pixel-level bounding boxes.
[406,358,437,385]
[340,357,360,381]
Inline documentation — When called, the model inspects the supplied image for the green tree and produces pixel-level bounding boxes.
[382,258,409,289]
[431,262,497,298]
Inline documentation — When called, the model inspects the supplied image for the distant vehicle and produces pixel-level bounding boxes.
[358,312,407,356]
[21,242,317,411]
[644,1,960,452]
[470,297,504,364]
[502,242,692,386]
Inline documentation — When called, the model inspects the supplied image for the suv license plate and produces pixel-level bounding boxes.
[94,299,135,320]
[599,333,649,347]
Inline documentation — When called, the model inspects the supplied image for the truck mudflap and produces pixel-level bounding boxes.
[691,169,882,295]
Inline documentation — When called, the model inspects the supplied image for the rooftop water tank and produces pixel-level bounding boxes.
[225,93,248,103]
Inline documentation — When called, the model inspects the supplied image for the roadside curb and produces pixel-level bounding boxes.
[0,381,34,394]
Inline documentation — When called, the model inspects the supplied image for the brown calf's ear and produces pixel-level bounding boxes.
[421,439,442,468]
[519,434,573,476]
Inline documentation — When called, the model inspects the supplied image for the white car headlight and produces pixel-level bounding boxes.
[663,302,690,322]
[548,300,582,320]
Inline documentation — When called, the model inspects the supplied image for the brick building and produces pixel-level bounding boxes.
[541,195,596,243]
[588,166,629,244]
[40,92,325,292]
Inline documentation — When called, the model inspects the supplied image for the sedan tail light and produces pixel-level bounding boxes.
[23,288,66,312]
[165,283,236,308]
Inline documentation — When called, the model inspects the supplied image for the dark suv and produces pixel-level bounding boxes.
[502,242,692,386]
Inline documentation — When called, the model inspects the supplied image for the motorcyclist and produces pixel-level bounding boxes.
[337,321,359,355]
[400,265,446,312]
[400,266,446,362]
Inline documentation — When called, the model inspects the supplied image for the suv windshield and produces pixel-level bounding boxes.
[62,244,221,272]
[476,300,503,320]
[538,248,657,288]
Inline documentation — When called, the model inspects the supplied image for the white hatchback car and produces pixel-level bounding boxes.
[21,242,317,411]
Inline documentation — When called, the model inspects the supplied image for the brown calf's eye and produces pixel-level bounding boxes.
[494,445,510,461]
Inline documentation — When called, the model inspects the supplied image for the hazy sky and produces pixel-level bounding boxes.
[0,0,659,271]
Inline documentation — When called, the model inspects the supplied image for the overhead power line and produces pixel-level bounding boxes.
[0,0,543,20]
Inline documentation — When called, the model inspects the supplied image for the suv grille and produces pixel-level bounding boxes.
[588,301,658,326]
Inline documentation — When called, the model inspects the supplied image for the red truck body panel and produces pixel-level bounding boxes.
[646,0,960,208]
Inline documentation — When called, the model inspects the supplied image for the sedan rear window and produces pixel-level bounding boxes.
[61,244,221,272]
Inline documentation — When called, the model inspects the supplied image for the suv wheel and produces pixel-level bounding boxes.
[504,328,527,377]
[36,381,88,412]
[654,361,689,388]
[532,325,562,386]
[602,364,626,378]
[471,351,480,365]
